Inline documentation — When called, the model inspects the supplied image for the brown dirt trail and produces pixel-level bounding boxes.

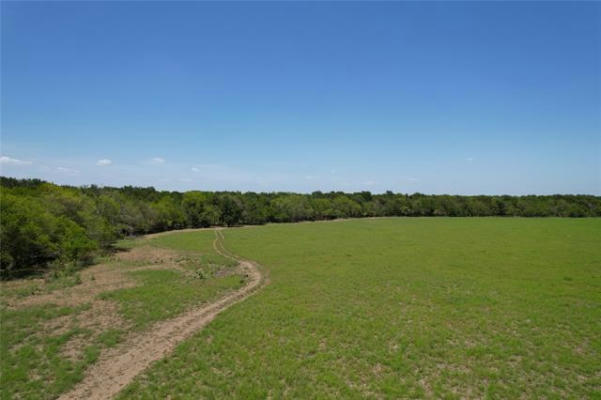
[59,230,265,400]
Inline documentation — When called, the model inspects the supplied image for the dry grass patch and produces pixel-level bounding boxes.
[114,245,179,265]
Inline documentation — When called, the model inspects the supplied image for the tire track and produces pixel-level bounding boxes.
[59,230,265,400]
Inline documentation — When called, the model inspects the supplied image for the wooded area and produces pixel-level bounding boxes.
[2,176,600,278]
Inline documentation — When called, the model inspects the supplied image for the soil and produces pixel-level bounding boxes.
[4,247,183,310]
[6,263,138,309]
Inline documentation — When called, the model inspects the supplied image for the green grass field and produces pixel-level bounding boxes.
[103,231,241,330]
[0,230,243,399]
[119,218,601,399]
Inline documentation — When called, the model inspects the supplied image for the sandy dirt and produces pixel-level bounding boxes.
[114,245,180,264]
[58,230,265,400]
[5,264,137,309]
[142,226,223,239]
[4,246,183,310]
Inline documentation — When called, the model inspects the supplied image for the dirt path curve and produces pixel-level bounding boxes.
[59,230,265,400]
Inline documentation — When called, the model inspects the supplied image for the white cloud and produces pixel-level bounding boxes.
[187,163,286,189]
[466,157,474,163]
[56,167,80,176]
[96,159,112,166]
[150,157,165,164]
[0,155,32,166]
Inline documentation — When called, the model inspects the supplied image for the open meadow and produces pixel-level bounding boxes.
[1,217,600,399]
[118,218,600,399]
[3,1,600,399]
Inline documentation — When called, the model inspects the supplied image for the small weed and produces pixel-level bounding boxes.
[114,237,147,250]
[194,269,208,280]
[97,329,123,348]
[10,282,42,298]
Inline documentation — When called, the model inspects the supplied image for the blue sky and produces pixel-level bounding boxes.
[1,1,600,194]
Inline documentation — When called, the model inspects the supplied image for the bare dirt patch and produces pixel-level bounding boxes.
[3,246,187,310]
[60,334,89,362]
[1,277,45,292]
[2,244,182,367]
[4,263,137,309]
[114,245,179,265]
[43,300,127,336]
[143,227,222,239]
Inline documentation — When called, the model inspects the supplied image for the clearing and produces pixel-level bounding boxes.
[2,218,600,399]
[120,218,601,399]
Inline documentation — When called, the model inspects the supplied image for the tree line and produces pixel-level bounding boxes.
[1,176,600,278]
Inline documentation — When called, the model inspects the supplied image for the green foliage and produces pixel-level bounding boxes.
[0,192,96,278]
[152,196,186,231]
[1,194,57,275]
[219,194,243,226]
[182,191,209,227]
[273,194,314,222]
[1,176,600,278]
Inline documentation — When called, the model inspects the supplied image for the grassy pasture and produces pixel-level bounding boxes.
[0,230,242,399]
[102,231,242,330]
[120,218,601,399]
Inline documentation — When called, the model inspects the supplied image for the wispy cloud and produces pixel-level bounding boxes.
[466,157,474,163]
[188,163,289,189]
[96,159,112,166]
[150,157,165,165]
[56,167,80,176]
[0,155,32,166]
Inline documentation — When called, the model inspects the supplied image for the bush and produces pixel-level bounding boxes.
[0,193,96,278]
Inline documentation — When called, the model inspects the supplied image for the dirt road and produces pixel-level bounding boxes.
[59,230,265,400]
